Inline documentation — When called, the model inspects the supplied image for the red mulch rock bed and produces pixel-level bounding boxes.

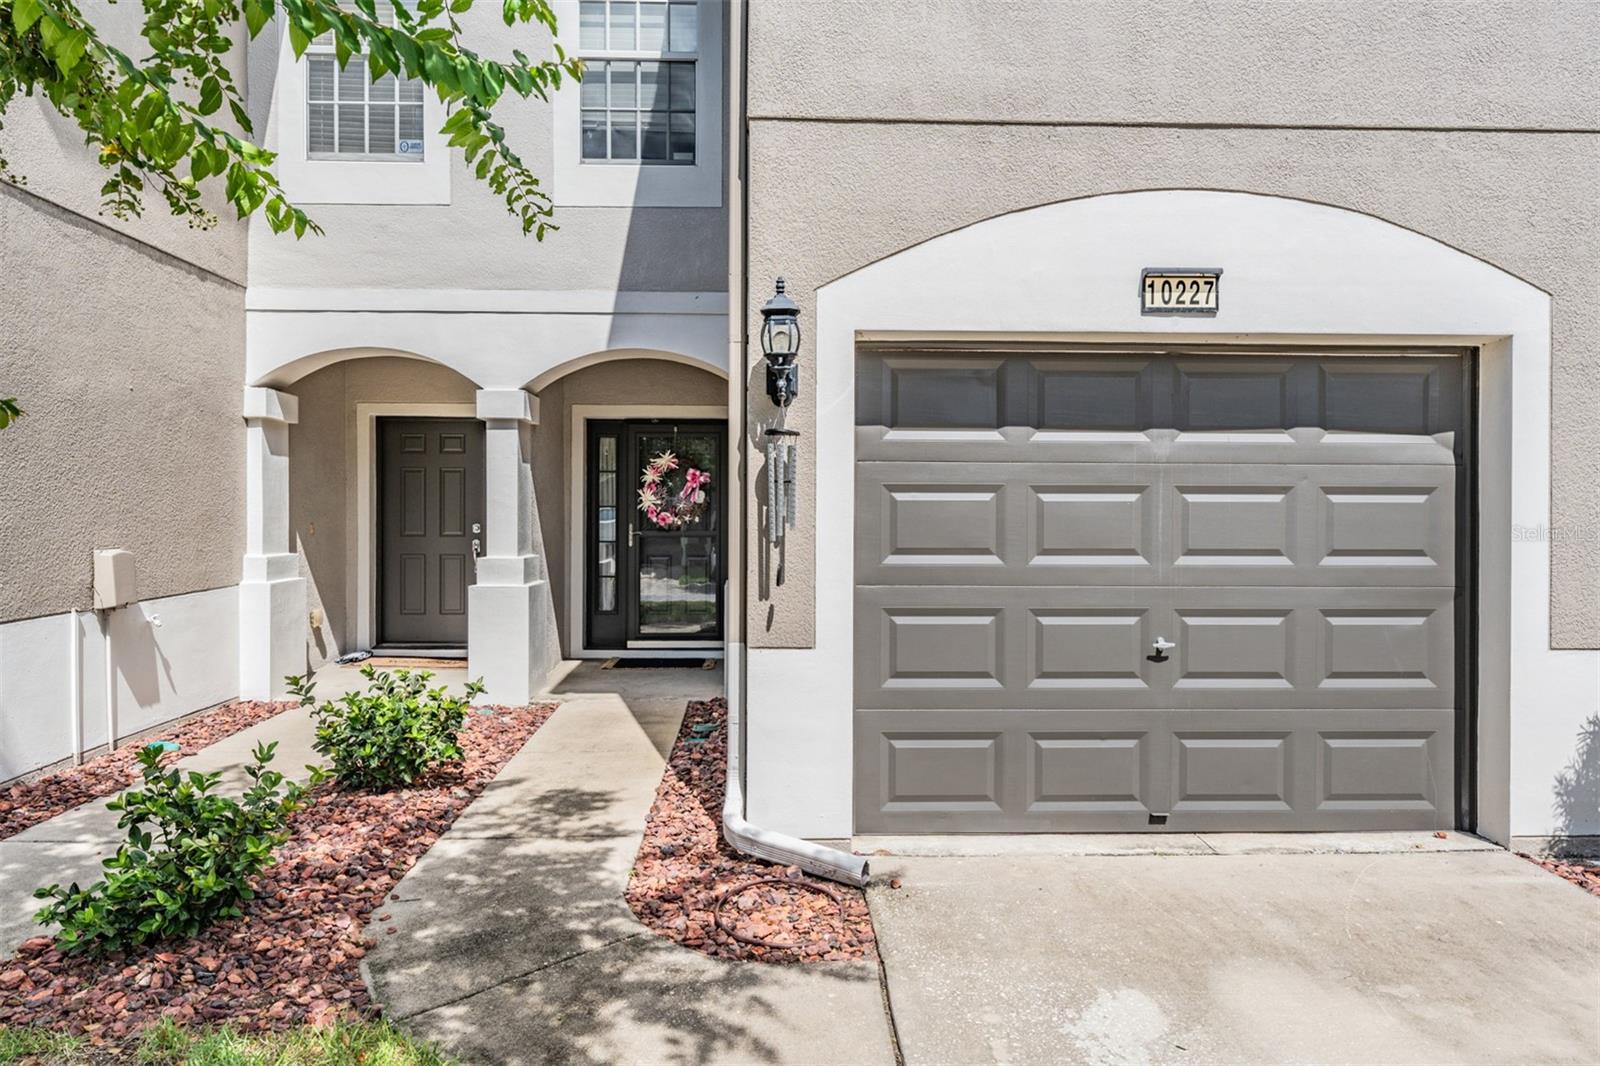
[0,700,297,842]
[1521,853,1600,898]
[0,704,554,1044]
[625,699,876,963]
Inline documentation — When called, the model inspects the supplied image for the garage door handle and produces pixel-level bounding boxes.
[1148,637,1176,664]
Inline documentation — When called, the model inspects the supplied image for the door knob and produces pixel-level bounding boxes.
[1148,636,1176,664]
[471,538,481,558]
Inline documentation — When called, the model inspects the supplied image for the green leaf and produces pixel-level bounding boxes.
[228,98,253,136]
[52,28,90,74]
[197,77,223,116]
[244,0,274,37]
[11,0,44,35]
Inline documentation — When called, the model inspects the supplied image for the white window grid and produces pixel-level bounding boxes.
[577,0,697,165]
[306,9,425,162]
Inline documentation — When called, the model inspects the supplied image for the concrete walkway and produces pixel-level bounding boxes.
[364,662,895,1066]
[0,703,322,956]
[0,659,469,955]
[868,847,1600,1065]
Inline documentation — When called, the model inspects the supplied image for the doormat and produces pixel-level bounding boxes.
[601,657,717,670]
[364,656,467,669]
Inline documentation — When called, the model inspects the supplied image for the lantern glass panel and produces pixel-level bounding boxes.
[765,318,798,357]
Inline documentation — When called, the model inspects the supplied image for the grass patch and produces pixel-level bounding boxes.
[135,1018,452,1065]
[0,1027,85,1064]
[0,1020,449,1065]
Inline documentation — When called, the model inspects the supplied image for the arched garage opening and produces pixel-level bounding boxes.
[741,189,1589,851]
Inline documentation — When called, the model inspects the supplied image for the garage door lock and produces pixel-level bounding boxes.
[1147,637,1176,663]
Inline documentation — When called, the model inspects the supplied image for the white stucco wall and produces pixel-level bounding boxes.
[744,190,1598,845]
[0,587,240,782]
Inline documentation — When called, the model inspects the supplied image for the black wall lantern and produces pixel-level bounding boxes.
[760,277,801,407]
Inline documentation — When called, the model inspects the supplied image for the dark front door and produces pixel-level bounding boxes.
[586,420,725,649]
[378,418,485,647]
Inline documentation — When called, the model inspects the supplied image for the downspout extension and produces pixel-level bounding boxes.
[719,0,868,891]
[722,654,870,887]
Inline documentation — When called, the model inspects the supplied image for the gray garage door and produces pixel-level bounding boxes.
[854,350,1467,832]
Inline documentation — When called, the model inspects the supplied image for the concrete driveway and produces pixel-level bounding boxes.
[867,841,1600,1065]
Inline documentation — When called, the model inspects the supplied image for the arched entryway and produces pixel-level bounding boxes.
[240,344,727,706]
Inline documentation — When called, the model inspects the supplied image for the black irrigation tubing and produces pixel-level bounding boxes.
[712,877,847,951]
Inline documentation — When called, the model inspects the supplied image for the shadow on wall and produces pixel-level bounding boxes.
[1551,715,1600,850]
[297,532,334,665]
[108,604,176,716]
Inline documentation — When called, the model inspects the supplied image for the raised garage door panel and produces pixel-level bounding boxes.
[856,463,1454,587]
[855,586,1453,711]
[854,351,1465,833]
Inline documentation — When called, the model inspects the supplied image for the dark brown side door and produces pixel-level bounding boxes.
[378,418,485,647]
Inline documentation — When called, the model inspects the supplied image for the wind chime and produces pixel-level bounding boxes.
[765,428,799,585]
[759,278,804,587]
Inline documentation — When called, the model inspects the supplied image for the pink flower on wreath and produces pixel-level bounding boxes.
[679,467,710,500]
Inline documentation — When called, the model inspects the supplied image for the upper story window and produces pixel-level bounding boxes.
[306,12,426,162]
[577,1,698,165]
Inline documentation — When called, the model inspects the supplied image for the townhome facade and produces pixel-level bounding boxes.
[240,0,730,704]
[2,0,1597,858]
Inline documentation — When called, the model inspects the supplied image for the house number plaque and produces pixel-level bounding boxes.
[1140,268,1222,315]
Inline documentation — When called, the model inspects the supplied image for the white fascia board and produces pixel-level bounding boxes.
[245,288,729,314]
[245,306,729,388]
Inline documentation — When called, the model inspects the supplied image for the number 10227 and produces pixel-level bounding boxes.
[1140,270,1221,315]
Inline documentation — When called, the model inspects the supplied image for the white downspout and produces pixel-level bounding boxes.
[720,0,868,889]
[101,611,116,754]
[68,610,84,765]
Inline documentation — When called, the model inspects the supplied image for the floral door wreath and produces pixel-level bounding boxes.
[638,450,712,529]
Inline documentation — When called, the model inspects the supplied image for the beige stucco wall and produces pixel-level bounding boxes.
[0,0,249,625]
[0,186,247,623]
[743,0,1600,649]
[283,355,723,663]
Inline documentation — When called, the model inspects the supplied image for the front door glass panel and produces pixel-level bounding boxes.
[584,419,725,649]
[631,427,720,638]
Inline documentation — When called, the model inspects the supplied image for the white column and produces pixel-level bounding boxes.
[469,389,555,705]
[239,387,307,699]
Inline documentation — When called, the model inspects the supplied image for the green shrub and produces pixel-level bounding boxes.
[287,668,486,792]
[34,743,313,955]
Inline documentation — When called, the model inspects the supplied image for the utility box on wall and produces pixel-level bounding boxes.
[92,549,138,610]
